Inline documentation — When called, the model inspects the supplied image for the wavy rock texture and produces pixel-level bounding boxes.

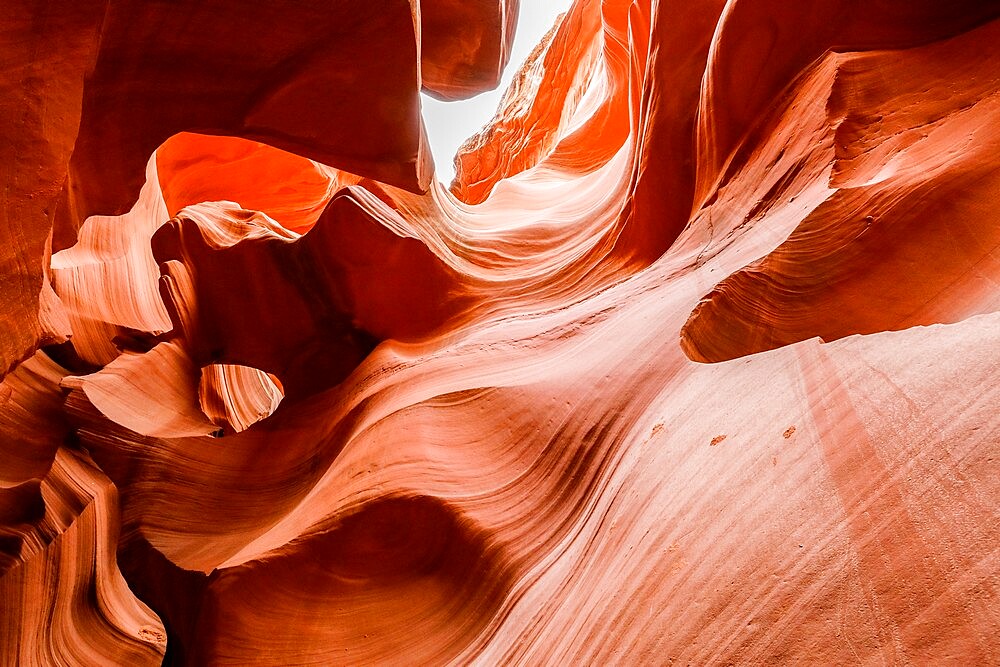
[2,0,1000,664]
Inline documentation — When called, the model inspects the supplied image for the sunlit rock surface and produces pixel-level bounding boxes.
[2,0,1000,664]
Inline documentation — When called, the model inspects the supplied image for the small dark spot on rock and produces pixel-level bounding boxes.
[710,435,726,446]
[138,627,166,643]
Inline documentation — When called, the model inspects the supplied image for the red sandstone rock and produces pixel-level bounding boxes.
[0,2,102,378]
[421,0,520,101]
[198,363,284,435]
[2,1,1000,664]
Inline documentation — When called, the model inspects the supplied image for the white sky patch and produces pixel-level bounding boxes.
[421,1,575,184]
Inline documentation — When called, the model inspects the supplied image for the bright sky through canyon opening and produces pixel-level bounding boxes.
[421,1,575,184]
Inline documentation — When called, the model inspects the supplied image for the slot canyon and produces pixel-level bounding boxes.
[1,1,999,664]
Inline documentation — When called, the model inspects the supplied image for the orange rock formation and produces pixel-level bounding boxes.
[2,0,999,664]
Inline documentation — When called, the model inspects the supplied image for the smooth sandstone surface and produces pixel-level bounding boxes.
[2,0,1000,664]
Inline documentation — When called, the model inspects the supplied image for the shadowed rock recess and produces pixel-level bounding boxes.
[2,1,999,664]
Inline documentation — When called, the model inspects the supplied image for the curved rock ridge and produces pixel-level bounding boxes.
[198,363,284,435]
[0,448,167,665]
[680,18,1000,362]
[1,1,1000,665]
